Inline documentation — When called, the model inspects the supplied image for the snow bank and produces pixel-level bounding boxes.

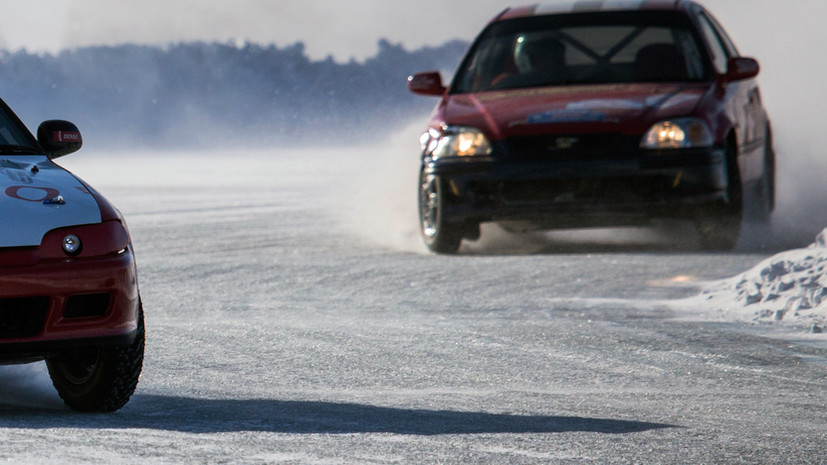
[691,230,827,333]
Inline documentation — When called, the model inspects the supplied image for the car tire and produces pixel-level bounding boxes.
[46,301,145,413]
[695,143,743,251]
[753,129,776,223]
[419,171,463,254]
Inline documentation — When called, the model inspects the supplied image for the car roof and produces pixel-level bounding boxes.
[496,0,697,21]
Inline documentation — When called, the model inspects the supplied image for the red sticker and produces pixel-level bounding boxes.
[5,186,60,202]
[53,131,81,142]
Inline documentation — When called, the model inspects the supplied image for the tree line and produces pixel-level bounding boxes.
[0,39,468,148]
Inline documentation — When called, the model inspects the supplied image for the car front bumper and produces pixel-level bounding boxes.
[424,146,730,229]
[0,247,140,363]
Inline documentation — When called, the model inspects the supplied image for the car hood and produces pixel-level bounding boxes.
[441,83,709,139]
[0,156,102,247]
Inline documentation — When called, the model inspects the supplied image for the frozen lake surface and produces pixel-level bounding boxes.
[0,148,824,464]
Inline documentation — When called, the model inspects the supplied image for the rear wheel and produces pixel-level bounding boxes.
[419,171,464,254]
[47,302,145,413]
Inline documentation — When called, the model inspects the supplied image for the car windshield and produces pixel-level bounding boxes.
[452,11,710,93]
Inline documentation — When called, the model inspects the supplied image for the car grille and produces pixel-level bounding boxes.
[64,293,111,319]
[503,133,638,161]
[0,297,49,339]
[499,177,670,205]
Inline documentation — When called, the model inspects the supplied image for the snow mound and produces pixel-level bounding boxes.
[697,230,827,333]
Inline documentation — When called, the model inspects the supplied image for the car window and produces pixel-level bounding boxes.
[698,7,739,57]
[0,107,39,153]
[453,12,710,93]
[695,12,731,75]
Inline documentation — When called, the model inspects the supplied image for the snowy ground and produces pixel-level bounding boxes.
[681,231,827,333]
[0,146,823,464]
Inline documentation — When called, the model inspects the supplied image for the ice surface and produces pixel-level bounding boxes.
[0,146,821,464]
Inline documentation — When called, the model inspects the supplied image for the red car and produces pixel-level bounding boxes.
[0,104,143,412]
[408,0,774,253]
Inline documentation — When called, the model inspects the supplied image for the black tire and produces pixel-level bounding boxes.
[753,129,776,223]
[695,142,743,251]
[47,302,145,413]
[419,171,463,254]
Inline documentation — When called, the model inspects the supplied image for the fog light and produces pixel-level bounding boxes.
[62,234,82,256]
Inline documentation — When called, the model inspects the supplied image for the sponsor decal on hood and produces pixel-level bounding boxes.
[0,156,101,247]
[525,109,608,124]
[442,84,706,138]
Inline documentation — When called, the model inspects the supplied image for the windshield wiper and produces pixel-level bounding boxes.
[0,144,40,155]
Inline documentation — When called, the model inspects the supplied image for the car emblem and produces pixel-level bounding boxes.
[552,137,579,151]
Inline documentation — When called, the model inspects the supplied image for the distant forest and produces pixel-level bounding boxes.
[0,39,469,148]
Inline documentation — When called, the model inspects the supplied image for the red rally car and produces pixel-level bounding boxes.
[409,0,774,254]
[0,101,143,412]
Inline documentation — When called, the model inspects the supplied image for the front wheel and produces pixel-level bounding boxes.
[751,130,776,223]
[47,302,145,413]
[694,143,743,251]
[419,172,464,254]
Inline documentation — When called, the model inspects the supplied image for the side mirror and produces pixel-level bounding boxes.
[407,71,447,97]
[37,120,83,158]
[723,57,760,83]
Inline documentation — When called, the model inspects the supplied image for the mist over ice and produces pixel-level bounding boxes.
[0,39,467,149]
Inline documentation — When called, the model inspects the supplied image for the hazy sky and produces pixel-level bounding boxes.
[0,0,769,61]
[0,1,509,60]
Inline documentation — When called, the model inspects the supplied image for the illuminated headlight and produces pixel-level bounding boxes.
[430,126,493,160]
[641,118,713,149]
[62,234,82,256]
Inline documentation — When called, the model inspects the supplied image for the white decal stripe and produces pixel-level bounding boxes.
[573,1,606,12]
[0,156,101,247]
[534,0,645,15]
[602,0,645,10]
[534,3,575,14]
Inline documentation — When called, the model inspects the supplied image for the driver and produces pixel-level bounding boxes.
[509,34,567,86]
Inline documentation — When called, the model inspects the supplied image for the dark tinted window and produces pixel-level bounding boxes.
[0,105,39,154]
[695,12,731,74]
[453,12,709,93]
[696,6,739,57]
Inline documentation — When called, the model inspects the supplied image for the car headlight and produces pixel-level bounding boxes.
[641,118,713,149]
[62,234,82,256]
[41,220,131,259]
[428,126,493,160]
